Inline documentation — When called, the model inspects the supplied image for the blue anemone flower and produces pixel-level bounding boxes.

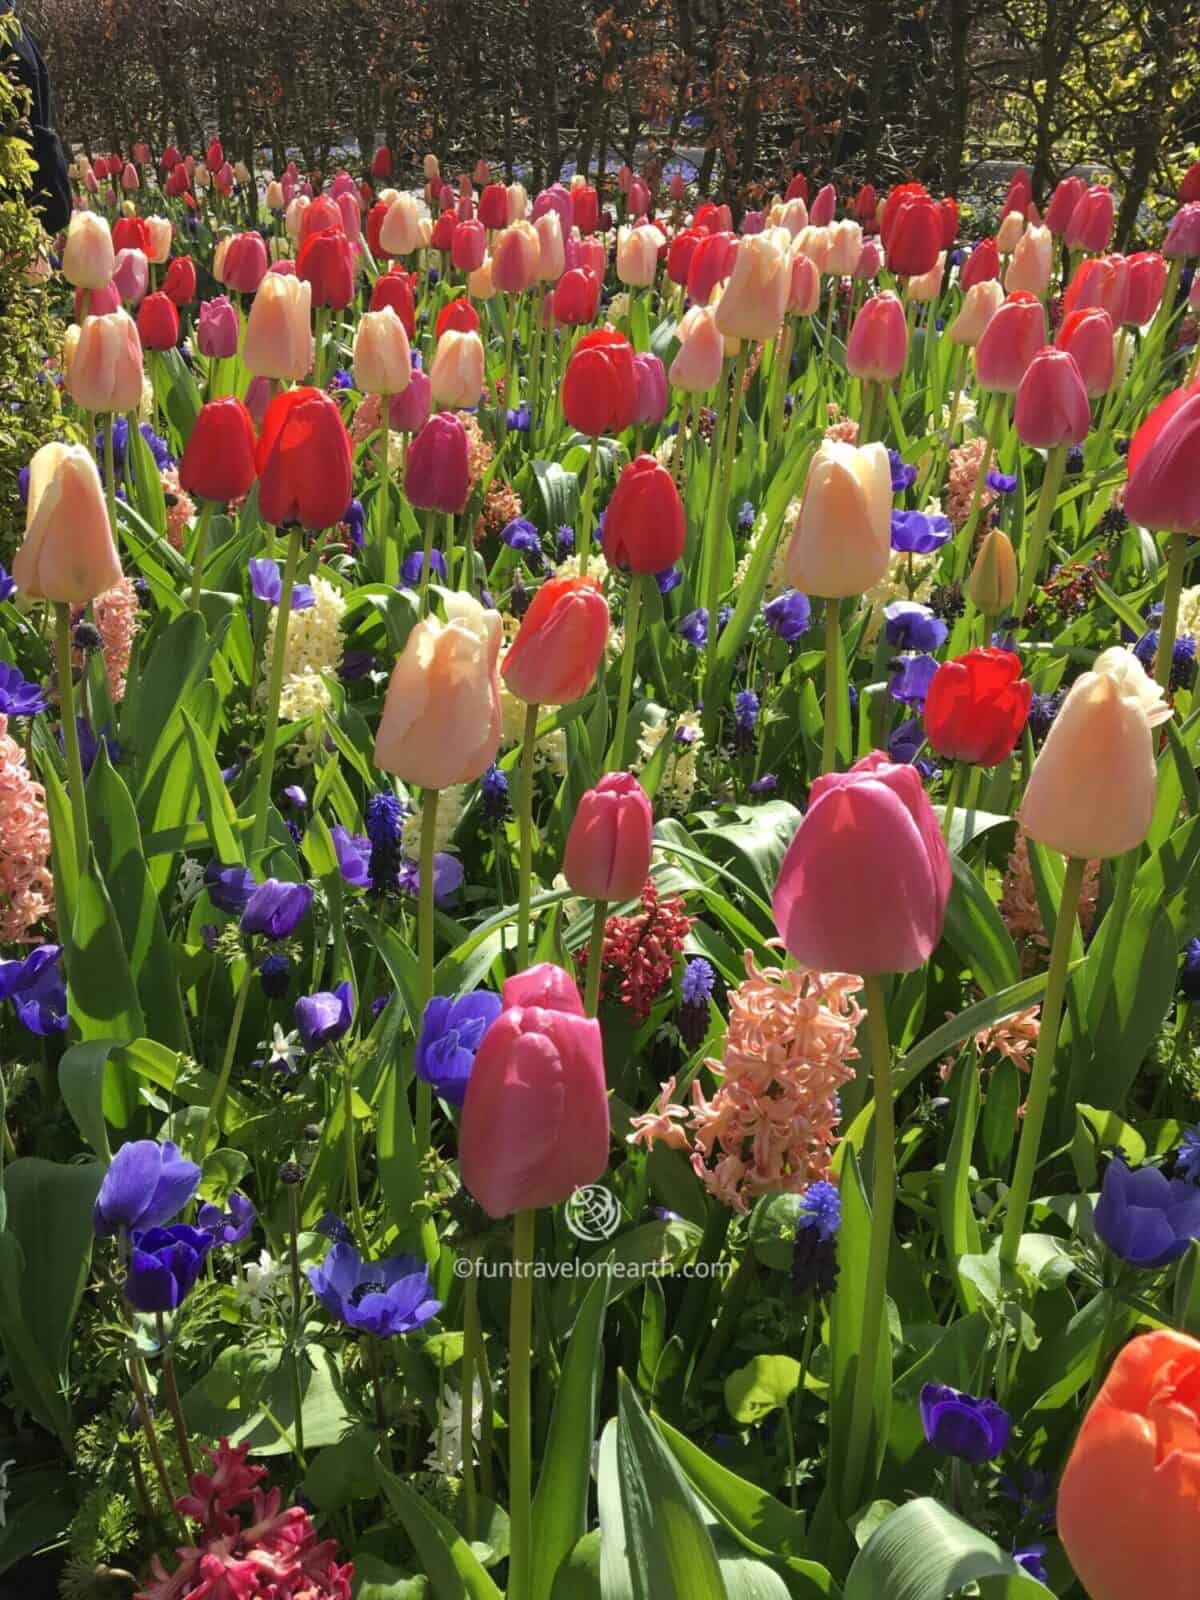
[414,991,503,1106]
[307,1242,441,1336]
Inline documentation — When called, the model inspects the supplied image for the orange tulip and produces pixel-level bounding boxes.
[1059,1330,1200,1600]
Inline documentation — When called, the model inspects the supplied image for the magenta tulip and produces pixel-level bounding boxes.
[563,773,654,904]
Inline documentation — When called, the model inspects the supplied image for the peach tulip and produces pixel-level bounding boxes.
[68,308,144,412]
[948,279,1003,346]
[62,211,115,289]
[492,221,541,293]
[784,440,892,597]
[715,232,790,341]
[429,328,485,410]
[243,272,313,381]
[616,222,665,287]
[13,442,123,604]
[144,216,172,264]
[534,210,566,282]
[379,193,422,257]
[1005,224,1053,296]
[669,304,725,392]
[352,307,412,396]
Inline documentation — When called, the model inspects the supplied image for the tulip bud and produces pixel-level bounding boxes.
[788,250,822,313]
[1020,647,1171,858]
[1063,253,1129,323]
[616,221,664,288]
[256,386,352,529]
[352,306,413,396]
[376,590,502,788]
[975,291,1046,392]
[532,210,565,282]
[162,255,196,307]
[907,250,947,303]
[826,219,863,276]
[193,163,210,191]
[948,279,1003,346]
[243,272,313,381]
[1014,346,1091,448]
[715,233,790,341]
[563,772,653,902]
[197,295,239,359]
[1064,186,1115,254]
[846,291,906,381]
[336,190,362,246]
[179,397,258,503]
[63,211,115,289]
[669,304,725,391]
[1124,251,1167,325]
[772,751,951,974]
[459,965,608,1217]
[1005,224,1053,297]
[492,221,541,293]
[284,196,310,240]
[506,182,528,222]
[996,210,1025,255]
[119,161,138,192]
[112,247,149,306]
[137,290,179,352]
[503,575,609,706]
[810,182,836,227]
[563,328,636,435]
[669,172,686,203]
[1054,306,1114,396]
[601,455,686,573]
[552,265,599,324]
[1163,203,1200,262]
[429,328,485,410]
[68,308,144,412]
[423,152,440,181]
[854,239,882,281]
[265,180,285,211]
[792,224,832,274]
[784,440,892,597]
[1044,176,1087,237]
[687,230,738,299]
[967,529,1019,616]
[405,412,470,514]
[1124,380,1200,534]
[222,231,269,294]
[14,441,124,604]
[631,351,668,426]
[785,173,809,204]
[960,236,1000,290]
[885,192,942,276]
[297,227,356,310]
[74,280,120,321]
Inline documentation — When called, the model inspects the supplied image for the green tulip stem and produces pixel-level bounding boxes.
[583,899,608,1018]
[379,390,392,549]
[1156,532,1189,692]
[517,702,540,970]
[705,344,750,668]
[459,1246,483,1537]
[609,571,647,771]
[1000,854,1087,1268]
[821,598,841,775]
[339,1045,366,1244]
[672,390,693,489]
[197,961,253,1158]
[814,282,837,425]
[102,413,119,541]
[189,500,215,611]
[54,601,91,872]
[419,510,438,614]
[507,1208,536,1600]
[1014,444,1067,617]
[955,393,1000,577]
[154,1311,195,1477]
[416,785,441,1161]
[576,434,601,580]
[249,525,303,861]
[941,762,964,845]
[842,974,896,1507]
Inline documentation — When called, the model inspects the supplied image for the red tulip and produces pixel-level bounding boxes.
[205,138,223,171]
[1182,162,1200,205]
[692,201,722,235]
[165,165,189,199]
[601,454,686,573]
[459,964,608,1217]
[1124,251,1167,325]
[1044,175,1087,237]
[686,230,737,303]
[112,216,152,256]
[256,387,352,529]
[370,269,417,338]
[502,575,609,706]
[1124,379,1200,535]
[451,218,486,273]
[810,182,836,227]
[885,192,942,277]
[161,255,197,306]
[1003,167,1032,218]
[297,227,355,310]
[552,266,600,325]
[1064,185,1115,254]
[366,200,389,257]
[975,291,1046,392]
[137,291,179,351]
[846,291,907,381]
[430,210,457,253]
[784,174,808,204]
[160,145,181,172]
[562,328,637,436]
[405,412,470,515]
[478,183,509,230]
[298,194,342,246]
[435,296,480,339]
[938,196,959,248]
[666,226,704,286]
[880,182,927,246]
[924,649,1031,766]
[222,231,269,294]
[370,146,392,180]
[960,237,1000,289]
[74,280,121,320]
[179,397,258,503]
[1014,346,1091,448]
[853,183,877,226]
[1054,307,1115,396]
[1063,254,1129,323]
[572,184,600,234]
[772,752,950,975]
[563,772,653,903]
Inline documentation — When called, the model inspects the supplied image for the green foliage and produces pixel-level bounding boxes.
[0,15,61,561]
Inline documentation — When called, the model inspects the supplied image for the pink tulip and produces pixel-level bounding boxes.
[772,752,951,975]
[459,965,609,1217]
[810,182,836,226]
[631,351,668,426]
[1044,175,1087,237]
[1014,346,1091,448]
[975,291,1046,392]
[1124,251,1167,325]
[1054,307,1114,396]
[628,175,650,216]
[1164,204,1200,262]
[390,368,432,434]
[111,247,149,305]
[1064,186,1115,254]
[563,774,653,903]
[846,291,906,381]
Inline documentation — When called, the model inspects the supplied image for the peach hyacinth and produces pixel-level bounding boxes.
[629,951,862,1212]
[0,715,55,943]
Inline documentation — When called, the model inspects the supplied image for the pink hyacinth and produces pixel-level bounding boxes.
[75,576,140,701]
[136,1438,352,1600]
[162,467,197,551]
[629,951,863,1213]
[0,714,55,943]
[946,435,997,532]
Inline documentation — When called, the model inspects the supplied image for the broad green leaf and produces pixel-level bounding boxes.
[725,1356,802,1424]
[844,1499,1048,1599]
[940,1059,981,1311]
[182,706,243,864]
[532,1271,610,1600]
[68,850,145,1047]
[57,1039,117,1156]
[616,1374,727,1600]
[943,856,1020,996]
[373,1458,503,1600]
[354,1554,431,1599]
[827,1150,891,1517]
